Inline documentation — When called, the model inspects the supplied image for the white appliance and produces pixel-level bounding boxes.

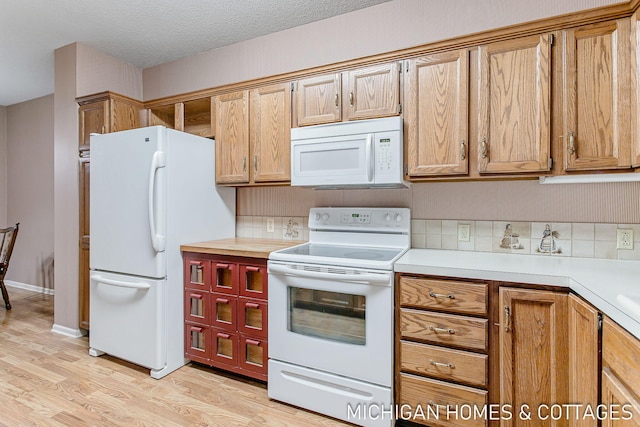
[89,126,235,379]
[268,207,410,427]
[290,117,405,189]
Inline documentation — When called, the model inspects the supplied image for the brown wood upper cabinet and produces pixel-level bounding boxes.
[344,62,400,121]
[215,90,250,184]
[478,34,552,174]
[563,18,632,171]
[250,83,291,183]
[77,91,143,155]
[294,73,341,126]
[634,11,640,168]
[216,83,291,185]
[293,62,400,127]
[404,50,469,177]
[499,287,568,426]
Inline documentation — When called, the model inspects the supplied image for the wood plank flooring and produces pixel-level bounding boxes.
[0,287,353,426]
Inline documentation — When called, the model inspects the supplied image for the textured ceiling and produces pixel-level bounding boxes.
[0,0,390,106]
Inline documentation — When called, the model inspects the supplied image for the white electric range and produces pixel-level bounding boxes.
[268,207,410,427]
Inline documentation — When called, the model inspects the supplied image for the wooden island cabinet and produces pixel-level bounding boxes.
[181,238,297,382]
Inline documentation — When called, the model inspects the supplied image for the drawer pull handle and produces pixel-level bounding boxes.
[246,338,261,346]
[216,263,230,269]
[429,400,448,410]
[429,326,456,334]
[504,306,511,332]
[216,297,229,304]
[428,291,455,299]
[430,360,455,369]
[217,332,230,339]
[245,302,260,309]
[245,266,261,272]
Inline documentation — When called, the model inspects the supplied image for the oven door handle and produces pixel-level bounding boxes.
[268,264,390,285]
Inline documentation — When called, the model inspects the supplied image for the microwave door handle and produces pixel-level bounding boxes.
[268,263,389,285]
[366,133,374,182]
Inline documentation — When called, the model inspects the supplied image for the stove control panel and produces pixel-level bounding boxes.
[309,207,410,232]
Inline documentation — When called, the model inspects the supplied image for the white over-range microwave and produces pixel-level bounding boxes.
[290,116,405,189]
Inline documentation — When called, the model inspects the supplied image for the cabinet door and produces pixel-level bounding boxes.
[110,97,142,133]
[478,34,551,173]
[215,90,250,184]
[602,368,640,427]
[78,157,90,330]
[563,19,632,170]
[499,287,568,427]
[568,294,599,427]
[405,50,469,176]
[345,62,400,121]
[250,83,291,183]
[294,73,341,126]
[78,100,108,153]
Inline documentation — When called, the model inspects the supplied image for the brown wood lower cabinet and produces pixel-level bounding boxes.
[395,275,611,427]
[183,252,268,381]
[602,316,640,427]
[396,275,490,427]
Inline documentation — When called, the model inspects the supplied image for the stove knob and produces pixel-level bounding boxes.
[395,213,403,222]
[315,213,321,221]
[322,213,329,221]
[385,213,392,222]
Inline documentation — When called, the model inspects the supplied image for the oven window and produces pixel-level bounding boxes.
[288,287,366,345]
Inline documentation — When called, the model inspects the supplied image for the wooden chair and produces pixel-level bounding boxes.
[0,223,19,310]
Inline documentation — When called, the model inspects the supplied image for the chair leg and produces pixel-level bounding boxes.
[0,279,11,310]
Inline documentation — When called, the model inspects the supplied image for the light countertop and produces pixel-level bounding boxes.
[395,249,640,340]
[181,238,301,259]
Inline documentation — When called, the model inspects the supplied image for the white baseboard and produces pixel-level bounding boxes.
[5,280,54,295]
[51,324,84,338]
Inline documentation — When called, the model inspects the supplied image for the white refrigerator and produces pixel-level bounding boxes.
[89,126,235,379]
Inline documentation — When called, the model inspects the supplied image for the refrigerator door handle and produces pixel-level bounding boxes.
[148,151,166,252]
[91,274,151,290]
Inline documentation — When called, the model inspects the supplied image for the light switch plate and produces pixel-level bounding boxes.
[266,218,275,233]
[617,228,634,250]
[458,224,471,242]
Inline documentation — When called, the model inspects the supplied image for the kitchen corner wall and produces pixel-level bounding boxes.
[0,106,7,227]
[6,95,55,289]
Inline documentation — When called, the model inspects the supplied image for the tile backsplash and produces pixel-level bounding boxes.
[236,216,640,261]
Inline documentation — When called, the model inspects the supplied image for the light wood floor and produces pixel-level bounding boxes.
[0,287,353,426]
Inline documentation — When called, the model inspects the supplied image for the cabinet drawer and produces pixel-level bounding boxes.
[211,293,237,331]
[211,329,238,368]
[185,323,211,364]
[212,261,239,294]
[602,316,640,399]
[239,334,268,377]
[239,264,268,299]
[400,309,488,351]
[400,276,487,316]
[400,341,487,388]
[184,290,210,325]
[184,257,211,291]
[398,373,487,427]
[238,297,267,338]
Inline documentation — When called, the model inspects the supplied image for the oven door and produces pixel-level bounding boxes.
[268,261,393,387]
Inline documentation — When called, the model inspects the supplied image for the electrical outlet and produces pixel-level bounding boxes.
[617,228,634,250]
[266,218,275,233]
[458,224,471,242]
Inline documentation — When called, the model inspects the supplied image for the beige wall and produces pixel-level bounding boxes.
[237,181,640,224]
[143,0,623,100]
[6,95,55,287]
[0,106,6,227]
[76,43,143,99]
